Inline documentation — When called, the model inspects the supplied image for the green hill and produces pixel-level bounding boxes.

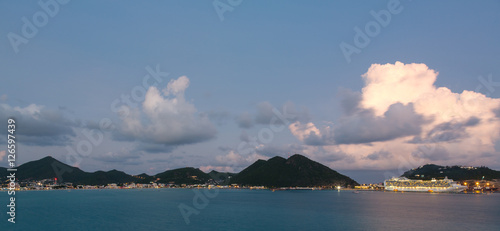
[230,154,359,188]
[81,169,137,185]
[1,157,143,185]
[155,167,211,185]
[15,156,88,183]
[402,164,500,181]
[1,154,360,187]
[135,173,155,184]
[19,157,138,185]
[0,157,218,186]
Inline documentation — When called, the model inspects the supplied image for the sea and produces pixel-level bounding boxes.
[1,189,499,231]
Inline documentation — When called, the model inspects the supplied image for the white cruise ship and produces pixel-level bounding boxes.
[384,177,467,192]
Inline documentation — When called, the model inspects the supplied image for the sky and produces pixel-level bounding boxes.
[1,0,499,183]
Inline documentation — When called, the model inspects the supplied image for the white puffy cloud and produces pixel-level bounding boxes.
[289,121,334,145]
[289,62,500,169]
[361,62,438,116]
[116,76,216,149]
[163,75,190,96]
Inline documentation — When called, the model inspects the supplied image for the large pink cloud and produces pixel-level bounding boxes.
[290,62,500,170]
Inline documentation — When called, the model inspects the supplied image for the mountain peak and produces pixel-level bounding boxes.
[231,154,358,187]
[39,156,58,162]
[269,156,286,161]
[288,154,307,159]
[287,154,311,163]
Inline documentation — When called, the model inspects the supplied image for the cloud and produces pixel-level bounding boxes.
[412,145,450,161]
[333,102,429,144]
[255,102,277,125]
[199,165,236,173]
[239,130,251,142]
[254,143,305,157]
[360,62,438,116]
[289,121,334,146]
[258,101,310,125]
[290,102,427,145]
[163,75,190,95]
[494,107,500,118]
[409,117,480,143]
[205,109,231,126]
[0,150,5,161]
[308,146,350,163]
[339,88,362,116]
[92,148,143,164]
[236,101,310,129]
[218,146,232,152]
[134,143,176,154]
[289,62,500,169]
[215,150,268,169]
[236,112,254,128]
[0,103,77,146]
[364,150,391,160]
[115,76,217,150]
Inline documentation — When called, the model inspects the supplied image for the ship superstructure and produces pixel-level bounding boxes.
[384,177,467,192]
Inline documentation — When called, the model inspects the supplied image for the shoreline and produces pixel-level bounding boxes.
[2,187,497,194]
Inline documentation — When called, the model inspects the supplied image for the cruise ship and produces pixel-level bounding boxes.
[384,177,467,192]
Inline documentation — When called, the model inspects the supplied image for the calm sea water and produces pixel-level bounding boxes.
[1,189,499,231]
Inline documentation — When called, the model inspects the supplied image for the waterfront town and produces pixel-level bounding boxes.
[2,177,498,193]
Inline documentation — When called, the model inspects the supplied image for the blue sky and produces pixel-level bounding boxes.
[1,0,499,183]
